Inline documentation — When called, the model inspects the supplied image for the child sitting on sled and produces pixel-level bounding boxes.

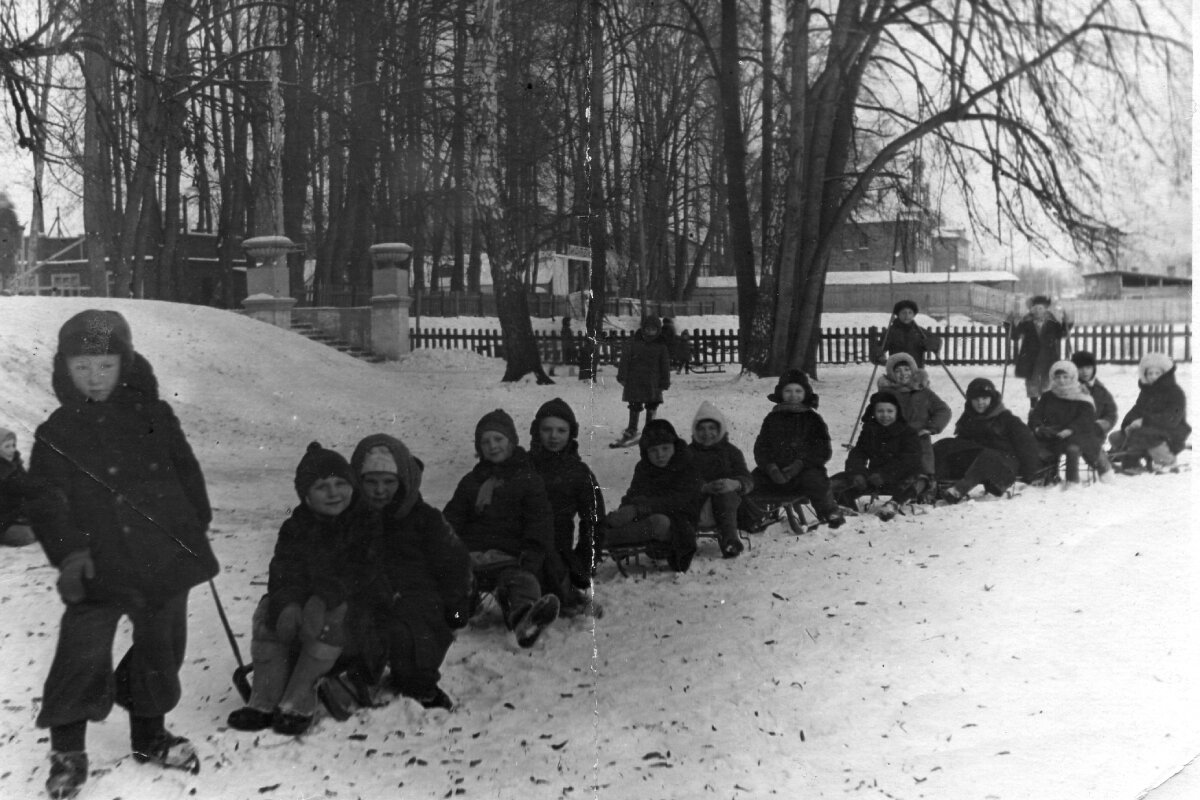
[1028,361,1115,487]
[686,402,753,558]
[831,391,927,520]
[1108,352,1191,473]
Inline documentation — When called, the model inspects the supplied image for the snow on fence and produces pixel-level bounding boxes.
[410,324,1191,366]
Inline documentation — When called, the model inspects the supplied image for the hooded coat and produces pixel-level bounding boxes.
[936,379,1041,483]
[844,395,925,485]
[617,329,671,404]
[876,354,952,436]
[30,349,217,605]
[1029,363,1102,455]
[527,398,606,589]
[1119,361,1191,454]
[619,420,704,572]
[686,401,753,493]
[752,400,833,473]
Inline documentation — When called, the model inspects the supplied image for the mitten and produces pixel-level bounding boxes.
[766,464,788,485]
[56,549,94,604]
[866,473,885,489]
[850,474,869,492]
[781,460,804,480]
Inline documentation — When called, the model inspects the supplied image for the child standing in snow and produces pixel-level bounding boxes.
[443,409,563,648]
[227,442,388,736]
[875,352,952,482]
[350,434,471,711]
[746,370,845,529]
[30,310,218,799]
[1009,295,1068,409]
[686,402,753,558]
[0,428,39,546]
[527,399,606,616]
[602,418,703,572]
[870,299,942,368]
[831,391,927,520]
[1108,352,1191,473]
[614,315,672,446]
[1070,351,1118,438]
[1028,361,1115,487]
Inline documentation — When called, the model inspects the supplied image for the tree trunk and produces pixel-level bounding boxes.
[81,4,114,297]
[583,0,607,378]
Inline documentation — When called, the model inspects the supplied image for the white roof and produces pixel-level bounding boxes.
[825,270,1017,285]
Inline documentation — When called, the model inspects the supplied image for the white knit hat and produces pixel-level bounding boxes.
[360,445,399,475]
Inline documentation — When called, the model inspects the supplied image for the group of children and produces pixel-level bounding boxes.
[2,305,1190,800]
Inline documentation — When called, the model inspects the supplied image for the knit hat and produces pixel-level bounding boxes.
[57,309,134,361]
[866,390,904,424]
[1138,352,1174,384]
[1049,360,1078,382]
[294,441,355,500]
[893,299,918,316]
[530,397,579,441]
[1028,295,1052,308]
[965,377,999,402]
[768,369,818,407]
[1070,351,1097,370]
[350,434,423,520]
[475,408,519,455]
[639,418,679,453]
[359,445,398,475]
[0,427,14,445]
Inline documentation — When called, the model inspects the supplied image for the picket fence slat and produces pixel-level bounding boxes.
[408,324,1191,367]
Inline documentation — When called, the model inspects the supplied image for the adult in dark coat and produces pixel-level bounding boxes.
[1028,360,1113,485]
[30,310,217,796]
[615,316,672,443]
[933,378,1041,502]
[443,409,562,648]
[0,428,41,546]
[602,419,703,572]
[831,392,927,516]
[1109,352,1191,471]
[528,398,606,609]
[1010,295,1067,408]
[1071,351,1118,437]
[747,370,845,528]
[870,299,942,368]
[351,434,471,710]
[687,401,753,557]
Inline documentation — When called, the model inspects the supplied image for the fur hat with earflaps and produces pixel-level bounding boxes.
[892,299,918,316]
[768,369,819,408]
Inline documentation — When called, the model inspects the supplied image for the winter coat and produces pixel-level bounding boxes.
[1011,315,1066,380]
[266,500,389,627]
[1082,377,1118,434]
[528,439,606,589]
[30,353,217,605]
[871,320,941,368]
[844,404,924,486]
[1029,391,1102,454]
[0,451,42,532]
[617,331,671,404]
[876,357,952,436]
[350,434,472,630]
[1119,366,1191,453]
[687,401,753,493]
[442,447,563,594]
[620,436,704,572]
[948,398,1041,481]
[752,403,833,473]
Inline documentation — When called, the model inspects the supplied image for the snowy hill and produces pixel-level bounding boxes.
[0,296,1197,800]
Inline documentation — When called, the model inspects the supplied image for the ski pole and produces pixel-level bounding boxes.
[845,315,895,448]
[914,322,966,400]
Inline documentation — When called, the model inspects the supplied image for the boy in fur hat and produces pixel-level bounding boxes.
[228,442,388,735]
[443,409,563,648]
[0,428,39,546]
[602,419,703,572]
[876,352,952,482]
[686,401,753,558]
[1009,295,1068,408]
[746,370,845,529]
[528,398,606,616]
[1070,351,1118,438]
[350,434,471,710]
[1029,361,1115,487]
[30,310,217,798]
[614,315,672,446]
[870,299,942,368]
[1108,352,1191,473]
[831,392,927,520]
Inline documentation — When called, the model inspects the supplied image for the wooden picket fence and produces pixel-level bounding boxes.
[411,324,1191,367]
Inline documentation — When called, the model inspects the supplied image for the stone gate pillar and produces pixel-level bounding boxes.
[241,235,296,328]
[369,242,413,360]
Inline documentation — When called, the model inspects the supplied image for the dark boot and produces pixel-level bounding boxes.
[46,751,88,799]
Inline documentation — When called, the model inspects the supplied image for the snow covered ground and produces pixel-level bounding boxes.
[1,296,1197,800]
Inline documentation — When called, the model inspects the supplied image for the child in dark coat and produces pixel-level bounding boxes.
[0,428,39,546]
[1108,352,1191,472]
[528,398,606,616]
[614,316,672,446]
[602,419,703,572]
[686,401,753,558]
[350,434,471,711]
[876,352,952,478]
[747,370,845,528]
[871,299,942,368]
[831,392,927,520]
[30,310,217,798]
[1010,295,1068,409]
[443,409,562,648]
[228,443,388,736]
[1029,360,1115,487]
[1071,351,1118,438]
[934,378,1042,502]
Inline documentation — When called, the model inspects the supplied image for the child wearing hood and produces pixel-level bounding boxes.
[831,392,927,520]
[870,299,942,368]
[686,401,753,558]
[614,315,672,447]
[1028,360,1115,487]
[30,310,217,798]
[747,370,845,529]
[933,378,1042,502]
[876,352,952,480]
[227,442,388,736]
[0,428,39,546]
[443,409,562,648]
[1070,351,1118,437]
[1108,352,1191,472]
[528,398,606,616]
[350,434,471,711]
[602,419,703,572]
